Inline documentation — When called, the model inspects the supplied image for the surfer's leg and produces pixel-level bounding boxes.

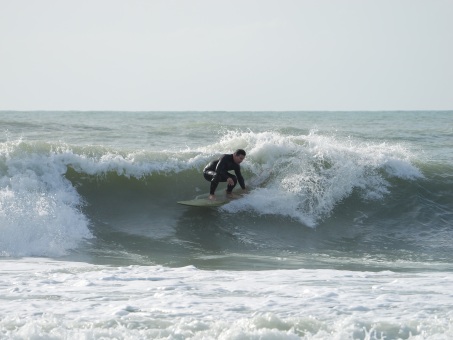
[204,170,220,195]
[226,174,237,194]
[203,170,216,182]
[204,170,234,195]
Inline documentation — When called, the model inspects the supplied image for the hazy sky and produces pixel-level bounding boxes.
[1,0,452,111]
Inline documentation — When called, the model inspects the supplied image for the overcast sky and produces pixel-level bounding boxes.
[1,0,452,111]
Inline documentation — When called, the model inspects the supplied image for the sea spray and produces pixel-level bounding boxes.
[221,130,423,225]
[0,140,92,256]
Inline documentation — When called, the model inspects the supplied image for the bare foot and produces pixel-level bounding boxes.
[208,194,216,200]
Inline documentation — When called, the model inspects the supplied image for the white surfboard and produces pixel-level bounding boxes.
[177,193,244,207]
[177,198,229,207]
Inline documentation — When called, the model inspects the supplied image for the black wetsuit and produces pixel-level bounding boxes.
[203,154,245,195]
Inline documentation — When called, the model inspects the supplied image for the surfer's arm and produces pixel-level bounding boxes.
[235,167,246,190]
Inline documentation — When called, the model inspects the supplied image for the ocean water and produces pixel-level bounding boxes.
[1,111,452,339]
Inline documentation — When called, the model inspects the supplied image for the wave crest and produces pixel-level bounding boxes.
[221,130,423,225]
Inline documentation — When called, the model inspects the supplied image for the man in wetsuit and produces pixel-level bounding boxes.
[203,149,247,200]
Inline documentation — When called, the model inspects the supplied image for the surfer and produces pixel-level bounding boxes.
[203,149,247,200]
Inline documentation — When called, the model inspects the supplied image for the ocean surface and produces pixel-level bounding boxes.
[1,111,452,339]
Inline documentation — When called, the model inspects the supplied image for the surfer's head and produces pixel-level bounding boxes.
[233,149,246,164]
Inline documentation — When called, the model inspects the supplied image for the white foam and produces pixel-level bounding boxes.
[0,258,452,339]
[0,140,92,257]
[219,130,423,225]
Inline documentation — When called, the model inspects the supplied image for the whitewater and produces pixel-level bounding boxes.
[1,111,452,339]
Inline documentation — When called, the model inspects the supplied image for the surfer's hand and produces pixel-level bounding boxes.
[227,178,234,186]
